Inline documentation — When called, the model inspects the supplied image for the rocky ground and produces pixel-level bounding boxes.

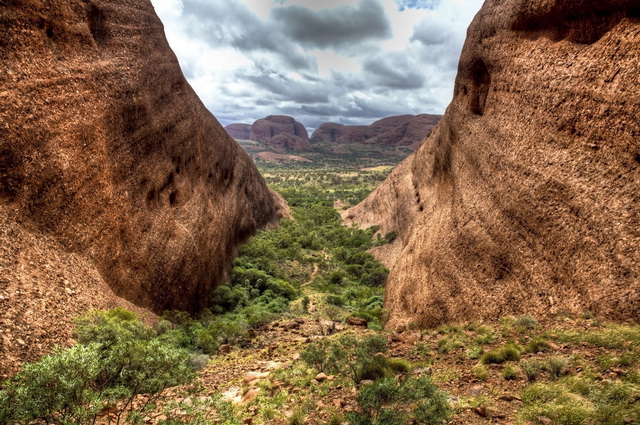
[97,305,640,425]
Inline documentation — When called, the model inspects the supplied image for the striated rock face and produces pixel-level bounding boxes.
[311,114,441,149]
[250,115,309,147]
[224,123,252,140]
[0,0,284,374]
[346,0,640,328]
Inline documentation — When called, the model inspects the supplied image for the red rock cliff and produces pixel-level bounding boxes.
[0,0,285,374]
[346,0,640,328]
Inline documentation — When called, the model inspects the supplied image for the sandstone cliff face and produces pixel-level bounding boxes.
[346,0,640,328]
[224,123,252,140]
[250,115,309,146]
[311,114,441,149]
[0,0,284,374]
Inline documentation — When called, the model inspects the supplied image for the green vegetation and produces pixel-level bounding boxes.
[520,377,640,425]
[0,308,196,425]
[480,343,521,364]
[301,334,390,384]
[347,377,452,425]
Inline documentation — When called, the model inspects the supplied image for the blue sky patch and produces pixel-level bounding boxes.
[394,0,439,11]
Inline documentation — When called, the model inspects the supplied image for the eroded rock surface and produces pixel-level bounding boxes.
[225,123,252,140]
[346,0,640,328]
[249,115,310,150]
[0,0,284,374]
[311,114,441,149]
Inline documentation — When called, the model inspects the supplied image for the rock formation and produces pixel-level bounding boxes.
[310,114,442,149]
[0,0,285,375]
[345,0,640,328]
[266,133,311,153]
[249,115,310,148]
[224,123,252,140]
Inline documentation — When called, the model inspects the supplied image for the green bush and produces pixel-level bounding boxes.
[480,344,521,364]
[301,334,388,384]
[521,359,545,382]
[515,315,539,330]
[523,338,550,354]
[0,309,196,425]
[347,376,451,425]
[501,365,520,380]
[546,356,570,380]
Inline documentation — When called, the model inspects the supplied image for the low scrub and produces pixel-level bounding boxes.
[0,308,196,425]
[480,343,521,364]
[347,376,452,425]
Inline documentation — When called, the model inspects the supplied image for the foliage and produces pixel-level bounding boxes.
[519,377,640,425]
[521,359,545,382]
[301,334,389,384]
[480,343,521,364]
[347,377,452,425]
[0,309,196,425]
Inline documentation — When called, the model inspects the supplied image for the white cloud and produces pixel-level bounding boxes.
[150,0,484,130]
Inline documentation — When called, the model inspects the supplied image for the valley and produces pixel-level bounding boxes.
[2,161,639,425]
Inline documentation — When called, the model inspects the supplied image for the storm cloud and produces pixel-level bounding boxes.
[272,0,392,49]
[151,0,484,132]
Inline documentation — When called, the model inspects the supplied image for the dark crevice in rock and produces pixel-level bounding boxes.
[469,59,491,116]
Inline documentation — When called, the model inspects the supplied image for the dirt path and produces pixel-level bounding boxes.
[301,263,319,286]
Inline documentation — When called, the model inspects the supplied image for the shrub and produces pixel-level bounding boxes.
[301,334,388,384]
[0,309,196,425]
[288,408,306,425]
[515,315,539,330]
[523,338,550,354]
[546,356,570,380]
[501,365,520,380]
[471,364,489,381]
[480,344,521,364]
[347,377,451,425]
[301,339,332,372]
[521,359,545,382]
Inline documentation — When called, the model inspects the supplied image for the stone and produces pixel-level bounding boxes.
[244,371,270,384]
[347,316,368,327]
[219,344,232,354]
[315,372,328,382]
[225,124,252,140]
[310,115,441,151]
[249,115,310,152]
[344,0,640,328]
[242,388,260,404]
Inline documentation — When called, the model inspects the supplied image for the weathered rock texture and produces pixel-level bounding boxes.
[345,0,640,328]
[311,114,441,150]
[224,123,252,140]
[0,0,284,374]
[267,133,313,153]
[249,115,310,151]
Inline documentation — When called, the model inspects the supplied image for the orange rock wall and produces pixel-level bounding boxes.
[347,0,640,328]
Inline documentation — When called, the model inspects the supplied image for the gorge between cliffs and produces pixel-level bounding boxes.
[0,0,639,424]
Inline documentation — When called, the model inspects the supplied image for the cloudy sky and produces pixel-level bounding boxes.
[150,0,484,131]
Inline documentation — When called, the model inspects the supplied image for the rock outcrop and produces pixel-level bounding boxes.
[249,115,310,149]
[345,0,640,328]
[266,133,312,153]
[224,123,252,140]
[310,114,441,149]
[0,0,285,375]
